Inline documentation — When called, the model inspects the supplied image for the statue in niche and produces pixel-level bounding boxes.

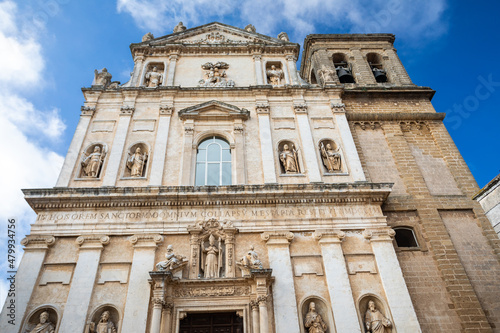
[89,310,116,333]
[320,141,341,172]
[202,234,222,278]
[198,62,235,87]
[266,65,284,85]
[93,68,112,87]
[156,245,188,272]
[278,32,289,41]
[126,147,148,177]
[81,145,106,178]
[280,143,299,173]
[142,32,154,42]
[364,300,392,333]
[26,311,55,333]
[144,66,162,87]
[173,21,187,33]
[304,302,327,333]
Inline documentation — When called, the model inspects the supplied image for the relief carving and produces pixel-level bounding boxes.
[81,144,106,178]
[319,140,341,173]
[365,300,392,333]
[198,62,235,87]
[155,245,188,273]
[304,302,327,333]
[173,286,250,298]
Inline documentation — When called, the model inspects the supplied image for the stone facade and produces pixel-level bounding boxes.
[2,22,500,333]
[475,174,500,236]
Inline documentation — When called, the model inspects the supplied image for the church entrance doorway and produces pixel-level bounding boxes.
[179,312,243,333]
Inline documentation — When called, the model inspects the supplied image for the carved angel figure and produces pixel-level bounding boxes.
[156,245,187,272]
[266,65,284,85]
[202,234,222,278]
[126,147,148,177]
[93,68,112,87]
[239,245,263,269]
[144,66,162,87]
[365,300,392,333]
[304,302,327,333]
[280,144,299,173]
[81,146,105,178]
[27,311,55,333]
[89,311,116,333]
[320,142,341,172]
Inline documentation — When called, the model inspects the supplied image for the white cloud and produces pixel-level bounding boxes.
[116,0,448,45]
[0,0,64,307]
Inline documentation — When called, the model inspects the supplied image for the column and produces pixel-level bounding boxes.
[286,55,299,85]
[149,298,163,333]
[250,301,260,333]
[58,235,109,332]
[293,103,322,182]
[253,55,264,85]
[56,96,100,187]
[102,91,138,186]
[149,105,173,186]
[224,228,237,277]
[313,230,362,333]
[130,55,145,87]
[258,296,269,333]
[366,229,422,333]
[121,234,163,333]
[166,55,178,86]
[0,236,54,332]
[332,104,366,181]
[256,104,277,183]
[261,232,299,333]
[161,303,173,333]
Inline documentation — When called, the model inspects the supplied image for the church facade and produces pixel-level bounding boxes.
[2,22,500,333]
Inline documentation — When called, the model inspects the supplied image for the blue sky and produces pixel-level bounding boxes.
[0,0,499,306]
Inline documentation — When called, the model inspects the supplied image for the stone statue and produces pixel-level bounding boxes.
[89,310,116,333]
[320,142,341,172]
[126,147,148,177]
[280,144,299,173]
[81,146,105,178]
[239,246,263,269]
[318,65,336,83]
[26,311,55,333]
[202,234,222,278]
[173,21,187,33]
[144,66,162,87]
[304,302,327,333]
[244,24,256,33]
[198,62,235,87]
[278,32,289,41]
[93,68,112,87]
[156,245,188,272]
[142,32,154,42]
[266,65,284,85]
[365,300,392,333]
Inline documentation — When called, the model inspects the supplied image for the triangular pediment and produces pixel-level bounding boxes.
[178,100,250,120]
[143,22,294,46]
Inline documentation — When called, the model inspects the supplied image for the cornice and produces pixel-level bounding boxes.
[346,112,445,122]
[23,183,392,211]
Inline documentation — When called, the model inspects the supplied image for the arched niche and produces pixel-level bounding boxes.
[79,143,107,179]
[332,53,355,83]
[358,294,393,333]
[22,305,59,333]
[123,142,150,178]
[277,140,303,175]
[299,296,335,333]
[142,62,165,88]
[84,304,121,333]
[318,139,343,174]
[366,52,389,83]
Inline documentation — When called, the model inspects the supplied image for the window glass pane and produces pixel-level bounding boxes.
[197,149,206,162]
[214,137,229,148]
[207,143,221,162]
[195,163,205,186]
[221,162,231,185]
[394,228,419,247]
[222,149,231,162]
[207,163,220,185]
[198,137,213,149]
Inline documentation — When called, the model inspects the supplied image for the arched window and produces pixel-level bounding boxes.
[394,227,419,248]
[195,136,231,186]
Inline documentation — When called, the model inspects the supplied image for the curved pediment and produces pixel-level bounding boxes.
[178,100,250,120]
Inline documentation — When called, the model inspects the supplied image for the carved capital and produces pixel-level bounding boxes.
[250,300,259,310]
[152,297,164,307]
[160,105,174,115]
[330,102,346,113]
[286,55,297,62]
[253,55,262,61]
[164,302,174,310]
[184,127,194,135]
[21,235,55,250]
[364,228,395,242]
[75,235,110,249]
[293,104,308,114]
[134,55,145,63]
[128,234,163,248]
[80,106,96,116]
[120,105,135,115]
[261,231,294,245]
[313,229,345,244]
[233,125,244,134]
[169,54,179,62]
[257,295,268,306]
[256,103,270,114]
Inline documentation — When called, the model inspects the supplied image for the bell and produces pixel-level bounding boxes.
[336,67,355,83]
[372,68,387,83]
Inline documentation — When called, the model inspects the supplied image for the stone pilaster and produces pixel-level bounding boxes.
[233,119,246,185]
[179,119,194,185]
[166,54,178,86]
[161,303,174,333]
[130,54,145,87]
[0,236,55,332]
[258,295,269,333]
[365,228,421,333]
[313,230,361,333]
[250,301,260,333]
[261,231,299,333]
[58,235,110,332]
[256,103,277,183]
[253,55,264,85]
[350,47,376,84]
[286,55,299,85]
[384,47,413,85]
[149,103,173,186]
[121,234,163,333]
